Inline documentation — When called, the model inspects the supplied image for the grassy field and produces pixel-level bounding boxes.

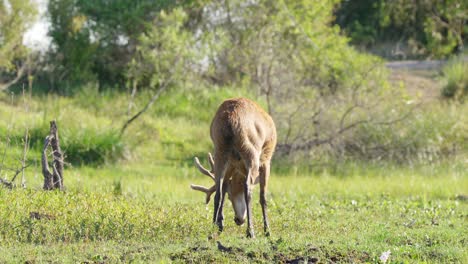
[0,164,466,263]
[0,71,467,263]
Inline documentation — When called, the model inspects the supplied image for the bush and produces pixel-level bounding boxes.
[441,57,468,101]
[338,103,467,164]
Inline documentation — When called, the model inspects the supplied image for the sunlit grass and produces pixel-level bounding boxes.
[0,162,466,262]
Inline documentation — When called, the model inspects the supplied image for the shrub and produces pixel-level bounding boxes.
[441,57,468,101]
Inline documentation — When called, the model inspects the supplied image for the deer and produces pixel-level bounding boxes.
[190,98,277,238]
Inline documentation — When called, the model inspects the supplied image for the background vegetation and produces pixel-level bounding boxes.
[0,0,467,262]
[335,0,467,59]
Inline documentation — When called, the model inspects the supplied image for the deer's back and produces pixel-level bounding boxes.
[210,98,276,160]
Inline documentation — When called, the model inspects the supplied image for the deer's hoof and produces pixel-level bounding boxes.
[246,229,255,238]
[215,222,224,232]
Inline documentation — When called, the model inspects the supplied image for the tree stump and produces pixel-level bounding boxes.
[42,121,64,190]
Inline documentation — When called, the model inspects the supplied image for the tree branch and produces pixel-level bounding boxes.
[120,79,172,137]
[0,63,27,92]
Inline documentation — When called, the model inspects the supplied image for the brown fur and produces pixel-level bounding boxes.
[210,98,276,238]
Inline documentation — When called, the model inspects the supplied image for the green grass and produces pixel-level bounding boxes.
[0,163,467,263]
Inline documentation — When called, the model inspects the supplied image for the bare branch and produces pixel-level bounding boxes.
[0,63,27,92]
[278,101,421,155]
[120,79,172,137]
[0,178,13,189]
[9,164,31,185]
[0,164,30,189]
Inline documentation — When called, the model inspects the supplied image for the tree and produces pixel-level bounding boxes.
[121,8,197,135]
[46,0,193,91]
[185,0,414,160]
[335,0,468,58]
[0,0,36,91]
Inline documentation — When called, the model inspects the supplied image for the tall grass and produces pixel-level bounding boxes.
[2,81,467,168]
[0,93,125,166]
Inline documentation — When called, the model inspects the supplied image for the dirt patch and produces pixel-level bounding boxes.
[388,69,441,103]
[285,256,319,264]
[29,211,56,220]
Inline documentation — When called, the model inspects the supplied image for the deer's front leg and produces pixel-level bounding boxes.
[244,180,254,238]
[213,152,228,232]
[243,152,260,238]
[213,178,226,231]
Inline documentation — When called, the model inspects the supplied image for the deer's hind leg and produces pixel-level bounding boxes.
[259,159,273,236]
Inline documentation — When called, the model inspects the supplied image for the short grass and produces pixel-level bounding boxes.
[0,163,467,263]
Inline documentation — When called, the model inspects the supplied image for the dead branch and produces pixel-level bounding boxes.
[0,164,30,189]
[9,164,31,185]
[0,178,13,189]
[21,128,29,187]
[120,79,172,137]
[42,121,64,190]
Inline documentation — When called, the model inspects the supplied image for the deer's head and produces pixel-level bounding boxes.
[190,153,247,225]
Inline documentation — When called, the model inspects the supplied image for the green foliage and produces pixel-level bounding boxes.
[0,0,36,69]
[47,0,99,87]
[422,0,467,57]
[185,1,403,163]
[334,0,384,46]
[0,0,37,91]
[127,7,196,91]
[441,57,468,100]
[46,0,182,90]
[151,85,256,122]
[335,0,468,58]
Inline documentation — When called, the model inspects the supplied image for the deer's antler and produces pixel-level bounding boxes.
[191,153,216,204]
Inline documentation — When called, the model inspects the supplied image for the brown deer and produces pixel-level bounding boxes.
[190,98,276,238]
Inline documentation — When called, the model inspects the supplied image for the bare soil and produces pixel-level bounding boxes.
[388,68,442,103]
